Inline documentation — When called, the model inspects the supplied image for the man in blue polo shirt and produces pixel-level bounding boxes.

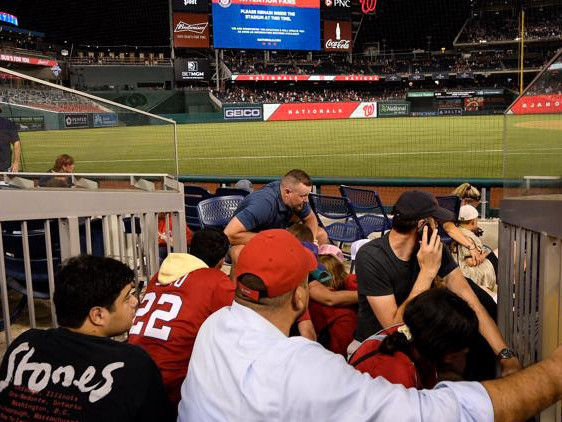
[225,169,326,264]
[0,106,21,172]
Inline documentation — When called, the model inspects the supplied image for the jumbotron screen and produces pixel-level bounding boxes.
[212,0,320,51]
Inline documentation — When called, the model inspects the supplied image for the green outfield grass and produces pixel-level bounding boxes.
[17,114,561,179]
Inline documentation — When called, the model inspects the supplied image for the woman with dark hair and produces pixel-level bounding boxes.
[38,154,75,187]
[348,288,479,388]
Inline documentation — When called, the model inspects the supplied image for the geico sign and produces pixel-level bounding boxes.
[224,108,262,119]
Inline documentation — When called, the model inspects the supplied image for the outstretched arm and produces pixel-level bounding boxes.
[11,140,21,172]
[224,216,256,246]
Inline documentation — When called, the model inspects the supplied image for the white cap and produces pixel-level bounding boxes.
[458,205,479,222]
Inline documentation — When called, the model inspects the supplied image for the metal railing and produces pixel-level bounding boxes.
[0,174,186,348]
[498,195,562,421]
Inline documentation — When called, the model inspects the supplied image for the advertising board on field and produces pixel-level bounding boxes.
[323,21,351,52]
[438,108,463,116]
[172,0,209,13]
[212,0,320,51]
[509,94,562,114]
[173,13,210,48]
[223,105,263,121]
[93,113,118,128]
[64,114,89,129]
[8,116,45,131]
[378,102,410,117]
[174,58,211,81]
[263,102,377,121]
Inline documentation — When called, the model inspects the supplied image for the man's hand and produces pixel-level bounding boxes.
[500,356,523,377]
[469,247,483,265]
[416,225,442,280]
[10,162,19,172]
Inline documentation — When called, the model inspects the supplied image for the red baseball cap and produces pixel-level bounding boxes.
[235,229,317,301]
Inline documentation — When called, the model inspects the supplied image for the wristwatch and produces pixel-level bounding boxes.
[496,348,517,362]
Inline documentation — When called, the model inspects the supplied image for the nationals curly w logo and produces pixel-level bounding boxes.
[360,0,377,14]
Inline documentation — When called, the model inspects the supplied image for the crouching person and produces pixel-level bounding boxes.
[0,255,175,422]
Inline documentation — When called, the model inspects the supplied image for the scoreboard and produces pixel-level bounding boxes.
[212,0,320,51]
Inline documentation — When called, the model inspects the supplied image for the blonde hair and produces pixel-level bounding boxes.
[451,183,481,202]
[318,255,348,291]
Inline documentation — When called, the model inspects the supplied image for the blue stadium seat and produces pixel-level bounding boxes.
[197,195,245,230]
[184,185,212,231]
[436,195,462,244]
[308,193,366,247]
[339,185,392,236]
[215,187,251,197]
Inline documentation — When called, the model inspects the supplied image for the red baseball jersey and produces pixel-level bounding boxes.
[128,268,235,405]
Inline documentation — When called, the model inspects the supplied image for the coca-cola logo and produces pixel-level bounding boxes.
[360,0,377,14]
[325,39,350,50]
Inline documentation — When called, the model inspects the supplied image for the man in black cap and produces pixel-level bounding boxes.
[0,105,21,172]
[353,190,521,377]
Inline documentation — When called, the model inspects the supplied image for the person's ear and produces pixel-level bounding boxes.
[292,285,308,313]
[88,306,108,327]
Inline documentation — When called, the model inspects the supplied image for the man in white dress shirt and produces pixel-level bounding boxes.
[178,229,562,422]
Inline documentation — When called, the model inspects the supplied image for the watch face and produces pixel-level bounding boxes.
[499,348,516,360]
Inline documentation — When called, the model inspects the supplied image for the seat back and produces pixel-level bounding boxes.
[2,224,62,298]
[184,185,212,230]
[339,185,390,218]
[309,193,353,220]
[436,195,461,243]
[215,187,251,197]
[197,195,245,229]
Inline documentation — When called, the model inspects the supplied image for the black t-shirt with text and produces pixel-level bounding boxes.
[355,234,458,342]
[0,328,175,422]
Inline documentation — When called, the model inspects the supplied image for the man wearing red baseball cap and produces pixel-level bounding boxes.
[174,228,562,422]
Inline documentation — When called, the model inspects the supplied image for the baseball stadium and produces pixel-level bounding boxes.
[0,0,561,420]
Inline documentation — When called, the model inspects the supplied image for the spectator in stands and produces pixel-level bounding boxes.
[157,212,193,261]
[440,182,486,266]
[234,178,254,193]
[128,229,234,407]
[0,105,21,172]
[0,255,175,421]
[308,248,358,357]
[352,190,521,377]
[224,169,327,265]
[349,288,478,388]
[451,205,497,297]
[39,153,75,187]
[178,228,562,422]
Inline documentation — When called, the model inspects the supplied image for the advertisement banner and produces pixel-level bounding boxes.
[378,102,410,117]
[223,105,263,121]
[231,74,380,82]
[456,71,474,79]
[64,114,89,129]
[173,13,210,48]
[408,74,425,81]
[509,94,562,115]
[174,58,211,81]
[323,21,351,52]
[407,91,434,98]
[212,0,320,51]
[172,0,209,12]
[432,72,449,80]
[322,0,351,18]
[438,108,463,116]
[8,116,44,131]
[93,113,118,127]
[0,54,57,67]
[263,102,377,121]
[385,74,401,82]
[464,97,485,112]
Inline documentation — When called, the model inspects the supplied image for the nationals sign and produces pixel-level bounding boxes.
[232,74,380,82]
[508,94,562,115]
[263,102,377,121]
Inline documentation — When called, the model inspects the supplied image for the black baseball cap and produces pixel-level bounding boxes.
[392,190,454,221]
